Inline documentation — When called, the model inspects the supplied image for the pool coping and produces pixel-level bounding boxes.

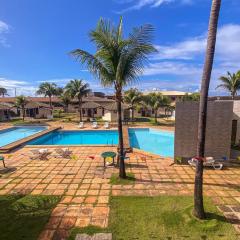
[0,127,61,153]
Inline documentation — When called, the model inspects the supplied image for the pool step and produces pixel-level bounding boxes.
[0,127,61,153]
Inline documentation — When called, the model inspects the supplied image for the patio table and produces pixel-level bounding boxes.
[101,151,116,167]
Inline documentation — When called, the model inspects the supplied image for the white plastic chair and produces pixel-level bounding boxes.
[78,122,84,128]
[92,122,98,129]
[104,122,109,129]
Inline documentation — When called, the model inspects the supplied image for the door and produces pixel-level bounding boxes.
[231,120,237,145]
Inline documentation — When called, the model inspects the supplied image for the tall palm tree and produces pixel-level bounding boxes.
[144,93,170,123]
[124,88,142,121]
[195,0,221,219]
[60,92,72,113]
[70,17,156,178]
[0,87,8,97]
[65,79,91,121]
[182,92,200,101]
[36,83,61,109]
[15,95,28,121]
[216,71,240,99]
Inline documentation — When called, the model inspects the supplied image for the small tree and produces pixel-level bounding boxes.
[60,92,72,113]
[65,79,91,121]
[182,93,200,101]
[143,93,170,123]
[0,87,8,97]
[216,71,240,99]
[36,83,61,109]
[124,88,142,121]
[15,95,28,121]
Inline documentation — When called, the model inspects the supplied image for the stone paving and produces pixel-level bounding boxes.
[0,145,239,239]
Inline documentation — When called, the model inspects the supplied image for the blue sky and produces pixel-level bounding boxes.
[0,0,239,96]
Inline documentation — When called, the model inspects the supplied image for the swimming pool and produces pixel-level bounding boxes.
[0,126,47,147]
[28,128,174,157]
[29,130,119,145]
[129,128,174,157]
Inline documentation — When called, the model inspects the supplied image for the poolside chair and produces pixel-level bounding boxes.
[92,122,98,129]
[78,122,84,129]
[53,148,72,158]
[104,122,109,129]
[28,149,49,160]
[188,157,223,170]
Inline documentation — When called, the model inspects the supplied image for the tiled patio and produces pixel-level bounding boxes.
[0,145,239,239]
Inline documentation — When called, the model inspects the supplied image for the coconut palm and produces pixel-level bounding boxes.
[15,95,28,121]
[216,71,240,99]
[65,79,91,121]
[36,83,62,108]
[0,87,8,97]
[124,88,142,121]
[144,93,170,123]
[195,0,222,219]
[60,92,72,113]
[182,93,200,101]
[70,17,156,178]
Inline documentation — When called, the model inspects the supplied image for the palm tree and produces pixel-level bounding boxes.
[195,0,222,219]
[182,93,200,101]
[36,83,61,109]
[144,93,170,123]
[60,92,72,112]
[70,17,156,178]
[15,95,28,121]
[0,87,8,97]
[65,79,91,121]
[216,71,240,99]
[124,88,142,121]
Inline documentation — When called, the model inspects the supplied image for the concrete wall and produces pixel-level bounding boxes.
[233,101,240,144]
[175,101,233,159]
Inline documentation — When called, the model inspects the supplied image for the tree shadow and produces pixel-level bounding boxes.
[0,167,17,175]
[125,163,148,169]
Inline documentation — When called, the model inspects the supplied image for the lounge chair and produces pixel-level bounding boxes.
[188,157,223,170]
[104,122,109,129]
[78,122,84,129]
[28,149,49,160]
[53,148,72,158]
[92,122,98,129]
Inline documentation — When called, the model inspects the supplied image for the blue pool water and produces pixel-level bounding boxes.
[29,128,174,157]
[129,128,174,157]
[0,126,46,147]
[29,130,119,145]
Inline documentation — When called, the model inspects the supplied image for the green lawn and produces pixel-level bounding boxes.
[109,173,135,185]
[69,196,238,240]
[0,195,60,240]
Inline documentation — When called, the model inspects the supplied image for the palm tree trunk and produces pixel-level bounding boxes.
[22,107,25,121]
[131,107,134,121]
[49,96,52,109]
[154,110,157,123]
[78,97,83,122]
[116,90,126,179]
[194,0,221,220]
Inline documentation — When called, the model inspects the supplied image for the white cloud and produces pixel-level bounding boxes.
[142,24,240,93]
[0,20,10,47]
[153,24,240,63]
[116,0,192,13]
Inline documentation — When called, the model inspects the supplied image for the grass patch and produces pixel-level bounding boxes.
[0,195,60,240]
[69,196,238,240]
[109,173,135,185]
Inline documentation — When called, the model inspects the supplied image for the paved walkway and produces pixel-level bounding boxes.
[0,146,239,239]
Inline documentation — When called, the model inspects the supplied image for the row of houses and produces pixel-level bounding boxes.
[0,91,188,121]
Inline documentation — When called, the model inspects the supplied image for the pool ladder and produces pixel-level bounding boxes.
[107,139,114,146]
